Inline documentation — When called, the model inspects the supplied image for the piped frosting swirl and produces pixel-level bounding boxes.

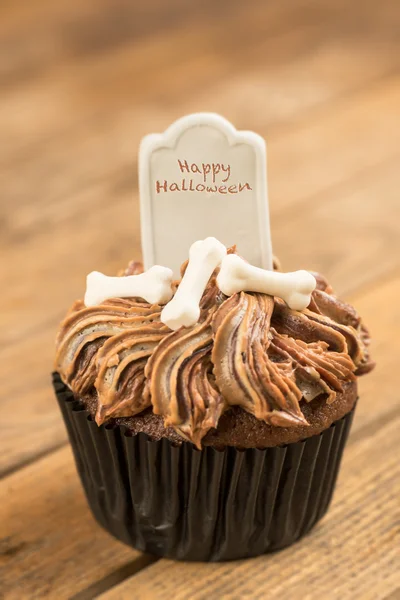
[55,256,374,448]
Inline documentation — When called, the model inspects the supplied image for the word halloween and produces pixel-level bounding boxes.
[155,159,253,195]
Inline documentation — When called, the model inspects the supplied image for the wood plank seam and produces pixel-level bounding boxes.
[69,554,159,600]
[0,439,66,480]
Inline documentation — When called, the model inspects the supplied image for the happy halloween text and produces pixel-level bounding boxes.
[155,159,253,194]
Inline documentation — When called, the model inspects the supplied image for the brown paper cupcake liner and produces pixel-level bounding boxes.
[53,373,355,561]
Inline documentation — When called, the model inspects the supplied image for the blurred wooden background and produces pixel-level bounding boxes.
[1,0,399,598]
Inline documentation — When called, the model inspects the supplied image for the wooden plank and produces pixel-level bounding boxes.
[0,0,313,162]
[268,76,400,213]
[273,156,400,290]
[1,0,396,95]
[0,445,152,600]
[2,45,398,210]
[1,0,398,166]
[98,409,400,600]
[0,0,249,86]
[2,72,399,262]
[353,272,400,437]
[2,72,399,307]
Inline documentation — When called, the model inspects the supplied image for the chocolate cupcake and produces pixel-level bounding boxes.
[53,251,374,561]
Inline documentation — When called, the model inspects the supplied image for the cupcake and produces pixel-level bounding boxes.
[53,242,374,561]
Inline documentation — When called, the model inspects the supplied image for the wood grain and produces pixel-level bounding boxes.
[3,74,400,258]
[1,0,399,597]
[0,445,148,600]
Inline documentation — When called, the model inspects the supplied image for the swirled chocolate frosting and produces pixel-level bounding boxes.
[55,256,374,448]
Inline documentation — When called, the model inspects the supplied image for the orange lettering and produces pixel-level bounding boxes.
[212,164,221,183]
[228,185,238,194]
[156,180,168,193]
[219,185,227,194]
[196,184,205,192]
[178,159,190,173]
[221,164,231,182]
[202,163,211,182]
[170,182,180,192]
[239,183,252,192]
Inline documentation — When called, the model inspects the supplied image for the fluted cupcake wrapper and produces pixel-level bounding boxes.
[53,373,355,561]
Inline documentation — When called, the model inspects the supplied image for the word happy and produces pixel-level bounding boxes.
[155,159,253,195]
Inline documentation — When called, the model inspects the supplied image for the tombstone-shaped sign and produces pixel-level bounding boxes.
[139,113,272,278]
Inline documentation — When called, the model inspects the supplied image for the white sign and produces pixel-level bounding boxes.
[139,113,272,278]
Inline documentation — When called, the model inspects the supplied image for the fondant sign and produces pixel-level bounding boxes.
[139,113,272,278]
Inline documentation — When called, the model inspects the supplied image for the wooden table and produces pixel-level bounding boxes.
[1,1,399,598]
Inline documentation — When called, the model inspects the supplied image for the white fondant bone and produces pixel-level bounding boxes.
[84,265,174,307]
[217,254,316,311]
[161,237,227,330]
